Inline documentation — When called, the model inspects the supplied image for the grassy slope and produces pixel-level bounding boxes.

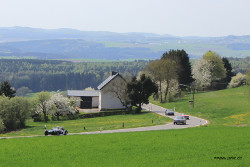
[0,126,249,166]
[0,111,171,137]
[1,87,249,166]
[151,86,250,126]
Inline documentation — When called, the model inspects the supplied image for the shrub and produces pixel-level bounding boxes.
[0,118,5,133]
[229,72,246,88]
[0,96,30,131]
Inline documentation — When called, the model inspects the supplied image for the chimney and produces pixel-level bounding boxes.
[112,71,118,76]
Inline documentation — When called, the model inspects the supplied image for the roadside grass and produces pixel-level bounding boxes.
[0,126,249,167]
[151,86,250,126]
[0,111,171,137]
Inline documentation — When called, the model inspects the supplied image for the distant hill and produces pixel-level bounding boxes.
[0,39,163,60]
[0,27,250,59]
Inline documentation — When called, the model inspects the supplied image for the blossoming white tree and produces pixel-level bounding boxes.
[47,93,77,120]
[192,59,213,90]
[229,72,246,88]
[35,92,77,121]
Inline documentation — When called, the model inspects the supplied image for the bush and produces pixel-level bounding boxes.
[0,118,5,133]
[229,72,246,88]
[0,96,30,131]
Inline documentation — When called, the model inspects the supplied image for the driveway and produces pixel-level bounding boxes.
[0,103,209,139]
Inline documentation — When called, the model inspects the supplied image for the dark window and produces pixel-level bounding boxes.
[80,96,92,108]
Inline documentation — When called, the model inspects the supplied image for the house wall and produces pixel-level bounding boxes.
[92,96,99,108]
[99,76,125,110]
[70,96,99,108]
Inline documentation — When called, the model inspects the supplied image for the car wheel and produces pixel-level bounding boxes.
[64,131,68,135]
[56,132,60,136]
[45,131,48,136]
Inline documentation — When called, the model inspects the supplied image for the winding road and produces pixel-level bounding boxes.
[0,103,209,139]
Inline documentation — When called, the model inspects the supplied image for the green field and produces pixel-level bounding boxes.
[0,126,249,166]
[0,86,249,166]
[0,111,171,137]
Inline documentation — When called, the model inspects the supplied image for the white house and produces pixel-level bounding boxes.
[67,72,127,111]
[97,72,126,111]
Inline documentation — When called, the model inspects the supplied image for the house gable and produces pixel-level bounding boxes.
[98,72,126,110]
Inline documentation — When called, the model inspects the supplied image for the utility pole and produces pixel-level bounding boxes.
[192,88,195,108]
[181,84,195,109]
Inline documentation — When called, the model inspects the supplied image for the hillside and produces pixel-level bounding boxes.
[1,27,250,59]
[152,86,250,126]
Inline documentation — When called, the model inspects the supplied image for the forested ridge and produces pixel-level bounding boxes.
[0,59,148,92]
[228,57,250,73]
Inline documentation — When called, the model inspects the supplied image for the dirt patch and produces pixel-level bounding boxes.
[227,124,250,127]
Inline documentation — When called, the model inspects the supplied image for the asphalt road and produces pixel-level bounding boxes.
[66,103,208,135]
[0,103,209,139]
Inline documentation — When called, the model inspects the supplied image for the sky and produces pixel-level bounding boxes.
[0,0,250,37]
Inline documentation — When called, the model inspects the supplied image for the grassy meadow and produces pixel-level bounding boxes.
[0,86,249,166]
[151,86,250,126]
[0,111,171,137]
[0,126,249,166]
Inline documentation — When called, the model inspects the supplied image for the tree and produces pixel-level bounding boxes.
[222,57,234,83]
[127,74,158,113]
[192,59,213,90]
[217,57,235,89]
[16,86,32,96]
[35,92,51,122]
[145,59,178,102]
[161,49,194,86]
[0,96,30,131]
[145,60,166,102]
[246,69,250,99]
[203,51,226,81]
[0,80,16,97]
[0,118,5,133]
[84,87,95,91]
[161,59,178,102]
[47,93,76,120]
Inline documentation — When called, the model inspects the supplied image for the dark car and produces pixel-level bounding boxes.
[165,109,174,116]
[174,116,186,125]
[45,126,68,136]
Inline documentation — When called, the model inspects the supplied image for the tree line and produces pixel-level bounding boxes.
[136,50,235,103]
[228,56,250,74]
[0,59,148,92]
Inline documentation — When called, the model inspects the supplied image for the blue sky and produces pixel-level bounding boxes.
[0,0,249,37]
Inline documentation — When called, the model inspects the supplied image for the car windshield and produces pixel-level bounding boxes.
[176,116,184,119]
[167,109,173,112]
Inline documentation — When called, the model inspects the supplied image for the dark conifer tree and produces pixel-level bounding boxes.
[0,80,16,97]
[127,74,158,113]
[161,49,194,86]
[222,57,234,83]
